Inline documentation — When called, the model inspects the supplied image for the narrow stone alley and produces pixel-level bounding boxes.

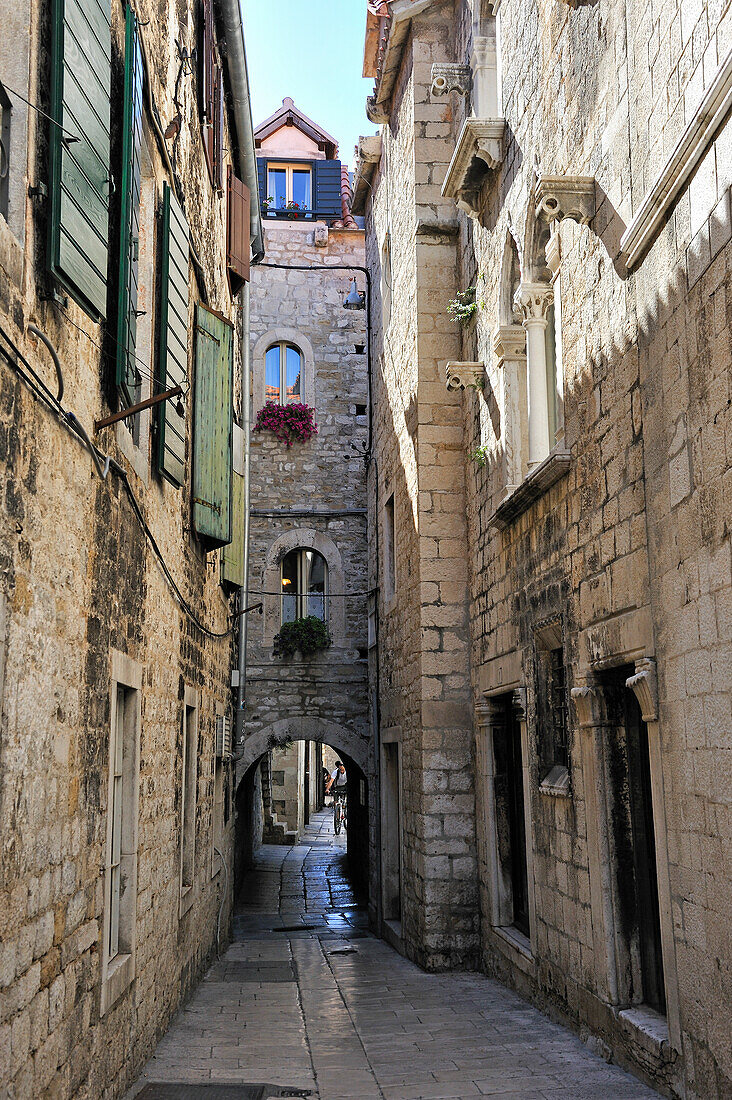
[126,811,657,1100]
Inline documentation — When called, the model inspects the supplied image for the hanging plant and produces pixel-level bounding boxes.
[273,616,332,658]
[253,401,318,447]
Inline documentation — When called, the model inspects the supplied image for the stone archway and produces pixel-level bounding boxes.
[236,716,369,789]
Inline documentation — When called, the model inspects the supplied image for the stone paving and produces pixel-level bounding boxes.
[126,810,658,1100]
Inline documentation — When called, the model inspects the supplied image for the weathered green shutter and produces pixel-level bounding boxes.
[48,0,112,320]
[221,424,245,589]
[157,183,189,487]
[193,305,233,549]
[116,6,144,400]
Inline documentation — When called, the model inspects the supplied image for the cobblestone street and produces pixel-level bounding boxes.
[126,811,657,1100]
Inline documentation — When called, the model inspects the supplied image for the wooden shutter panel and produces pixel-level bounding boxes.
[48,0,112,320]
[157,183,189,487]
[213,65,225,192]
[116,7,144,400]
[221,423,244,589]
[314,159,342,221]
[193,305,233,549]
[227,166,250,295]
[256,159,266,206]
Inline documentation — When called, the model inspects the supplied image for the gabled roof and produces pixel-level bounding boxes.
[254,97,339,160]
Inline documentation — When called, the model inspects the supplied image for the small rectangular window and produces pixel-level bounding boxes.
[265,162,312,218]
[180,700,198,912]
[548,648,568,770]
[384,493,396,602]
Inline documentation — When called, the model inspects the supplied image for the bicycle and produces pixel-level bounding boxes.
[332,787,348,835]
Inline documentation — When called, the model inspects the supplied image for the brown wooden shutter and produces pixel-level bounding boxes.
[227,165,250,295]
[201,0,215,181]
[214,65,225,193]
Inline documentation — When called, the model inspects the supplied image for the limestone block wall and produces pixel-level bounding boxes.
[242,221,371,888]
[360,0,732,1093]
[0,0,246,1095]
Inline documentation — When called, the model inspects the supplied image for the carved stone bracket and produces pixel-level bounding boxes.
[626,657,658,723]
[571,683,609,728]
[535,174,596,226]
[441,118,505,219]
[514,282,554,324]
[431,63,472,98]
[475,698,504,731]
[493,325,526,364]
[366,95,390,125]
[445,361,484,391]
[512,686,528,721]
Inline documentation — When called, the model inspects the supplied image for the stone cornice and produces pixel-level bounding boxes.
[352,134,382,214]
[441,118,505,218]
[535,174,596,226]
[621,43,732,270]
[431,63,472,98]
[445,361,484,390]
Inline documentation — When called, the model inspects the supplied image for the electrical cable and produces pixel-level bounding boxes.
[0,323,251,639]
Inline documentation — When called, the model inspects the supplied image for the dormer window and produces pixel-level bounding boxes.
[266,163,312,217]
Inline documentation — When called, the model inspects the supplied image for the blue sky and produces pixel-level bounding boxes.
[241,0,377,167]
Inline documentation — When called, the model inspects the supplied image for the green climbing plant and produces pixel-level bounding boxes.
[273,616,332,658]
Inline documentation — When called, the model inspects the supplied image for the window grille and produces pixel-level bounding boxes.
[548,647,568,769]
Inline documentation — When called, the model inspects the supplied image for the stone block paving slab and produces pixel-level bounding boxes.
[125,812,659,1100]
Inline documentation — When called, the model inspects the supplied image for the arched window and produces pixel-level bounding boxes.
[265,342,302,405]
[281,548,328,623]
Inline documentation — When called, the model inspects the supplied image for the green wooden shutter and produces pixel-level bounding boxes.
[221,423,245,589]
[193,305,233,549]
[48,0,112,320]
[116,6,144,401]
[157,183,189,487]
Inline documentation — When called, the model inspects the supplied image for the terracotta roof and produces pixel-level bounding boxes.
[332,165,358,229]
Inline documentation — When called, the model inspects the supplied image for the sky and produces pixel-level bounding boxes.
[241,0,377,168]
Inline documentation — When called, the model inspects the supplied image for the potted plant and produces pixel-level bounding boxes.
[286,200,302,220]
[253,401,318,447]
[273,616,332,658]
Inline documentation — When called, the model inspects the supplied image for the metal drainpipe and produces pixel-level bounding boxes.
[234,281,252,758]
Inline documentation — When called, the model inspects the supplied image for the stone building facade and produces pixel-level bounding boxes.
[354,1,732,1096]
[0,0,261,1093]
[235,101,372,896]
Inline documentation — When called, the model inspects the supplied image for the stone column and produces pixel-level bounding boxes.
[515,283,554,468]
[493,325,527,492]
[625,658,681,1049]
[571,679,621,1005]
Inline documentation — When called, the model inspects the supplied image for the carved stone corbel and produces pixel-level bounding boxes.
[535,174,596,226]
[493,325,526,363]
[514,282,554,324]
[626,657,658,723]
[441,118,505,218]
[445,361,484,391]
[366,95,390,125]
[512,686,528,721]
[431,63,472,98]
[571,683,608,728]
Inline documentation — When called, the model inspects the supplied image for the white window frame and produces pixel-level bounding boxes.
[264,341,304,406]
[265,161,313,215]
[180,686,199,917]
[101,650,141,1017]
[280,547,329,623]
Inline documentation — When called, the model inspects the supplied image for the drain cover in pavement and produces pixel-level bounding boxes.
[276,924,318,932]
[136,1087,313,1099]
[327,947,357,955]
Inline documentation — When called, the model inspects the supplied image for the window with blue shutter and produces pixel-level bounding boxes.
[157,183,189,487]
[193,305,233,550]
[116,6,144,403]
[314,160,341,220]
[48,0,112,320]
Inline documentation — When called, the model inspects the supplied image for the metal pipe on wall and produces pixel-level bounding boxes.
[235,281,252,753]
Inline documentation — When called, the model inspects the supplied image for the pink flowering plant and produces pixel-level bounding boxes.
[253,401,318,447]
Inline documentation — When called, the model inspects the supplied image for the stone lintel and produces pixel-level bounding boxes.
[535,174,596,226]
[441,118,505,218]
[431,63,472,98]
[479,649,522,696]
[488,448,570,529]
[445,361,484,391]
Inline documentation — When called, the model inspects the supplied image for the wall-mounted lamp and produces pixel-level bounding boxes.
[343,277,366,310]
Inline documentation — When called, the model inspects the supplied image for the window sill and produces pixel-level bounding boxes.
[490,925,535,976]
[616,1006,674,1059]
[489,449,571,530]
[100,951,134,1016]
[539,765,571,797]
